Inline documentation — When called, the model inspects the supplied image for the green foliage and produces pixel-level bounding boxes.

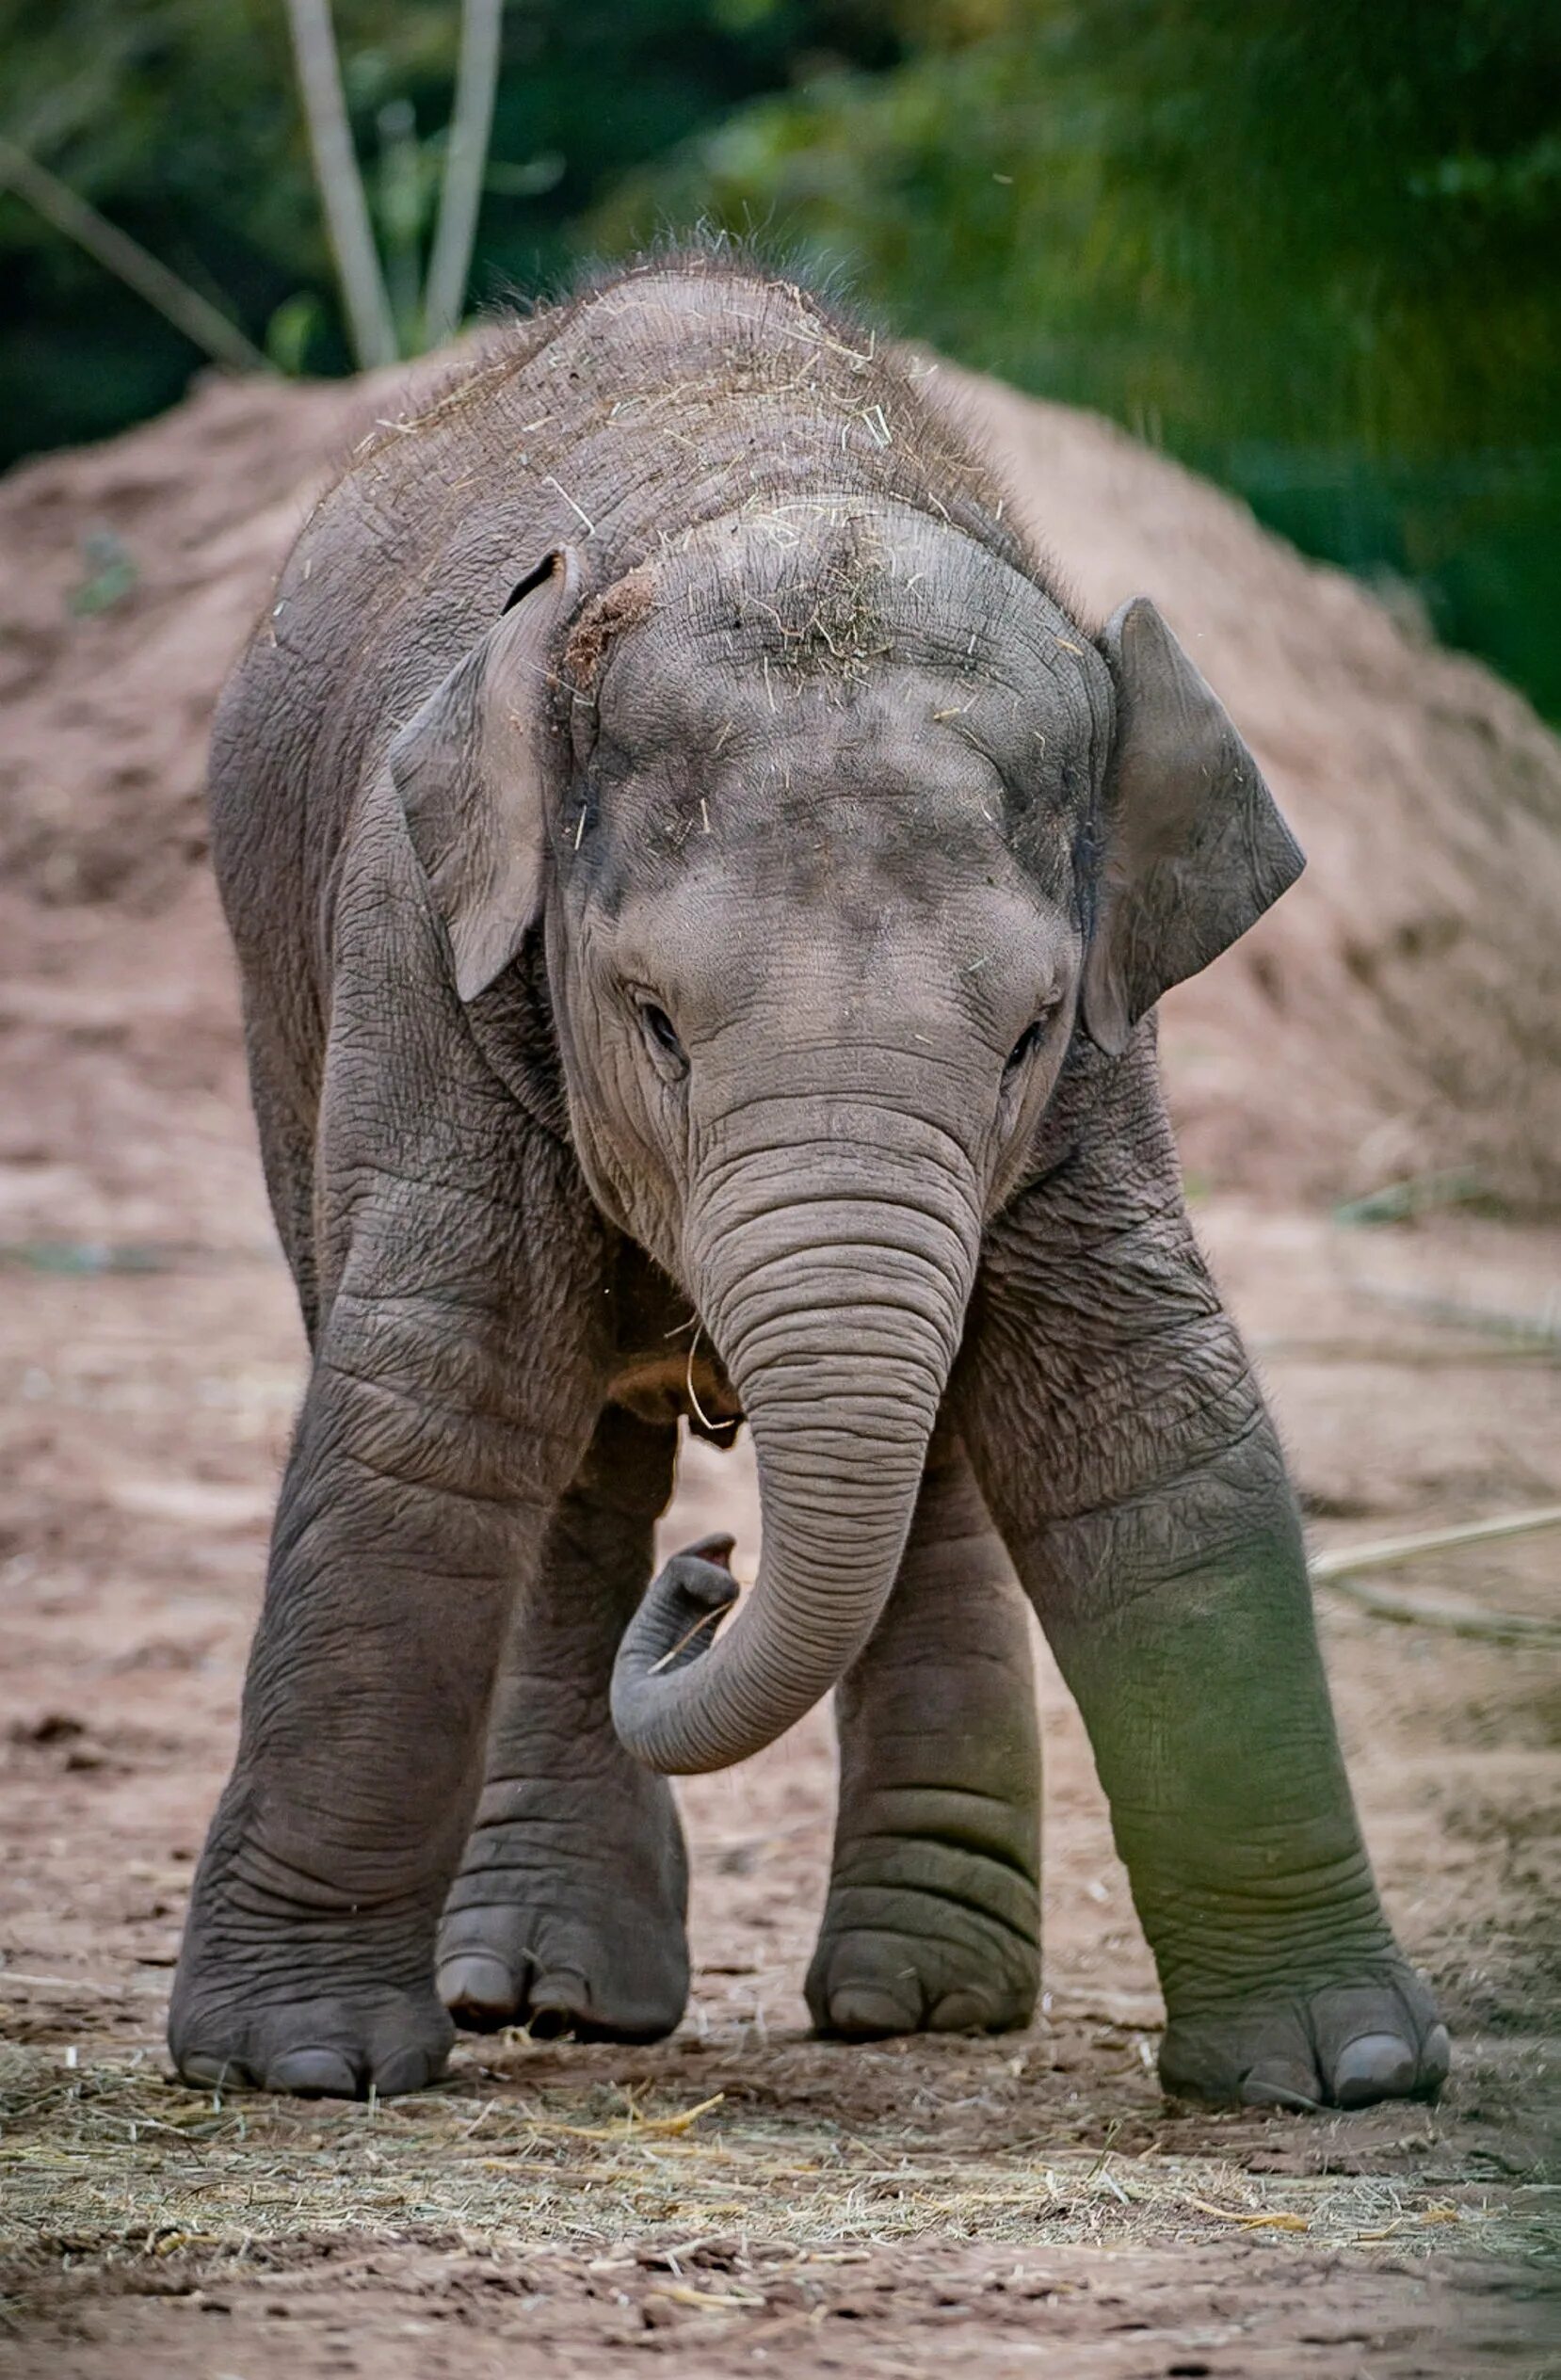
[597,0,1561,716]
[4,1,1555,716]
[0,0,897,458]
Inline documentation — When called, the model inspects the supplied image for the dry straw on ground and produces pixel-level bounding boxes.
[0,2037,1541,2289]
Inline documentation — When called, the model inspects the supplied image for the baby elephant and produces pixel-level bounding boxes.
[173,251,1447,2112]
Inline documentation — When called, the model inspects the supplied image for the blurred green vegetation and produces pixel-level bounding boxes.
[600,0,1561,718]
[0,1,898,454]
[3,0,1557,716]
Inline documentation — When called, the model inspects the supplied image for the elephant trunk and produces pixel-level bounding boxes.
[611,1114,981,1774]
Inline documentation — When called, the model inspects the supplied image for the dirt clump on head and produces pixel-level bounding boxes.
[564,561,659,691]
[2,286,1559,1224]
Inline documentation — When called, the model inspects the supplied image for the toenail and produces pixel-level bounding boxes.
[531,1967,591,2020]
[1421,2022,1452,2087]
[179,2052,245,2089]
[929,1988,995,2033]
[373,2047,433,2097]
[437,1951,515,2019]
[1332,2031,1416,2107]
[1239,2062,1322,2113]
[827,1984,914,2038]
[266,2048,359,2098]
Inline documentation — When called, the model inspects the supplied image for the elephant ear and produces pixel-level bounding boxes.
[1081,595,1304,1056]
[390,546,583,1001]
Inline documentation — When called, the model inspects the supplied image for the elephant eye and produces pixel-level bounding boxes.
[1004,1019,1045,1078]
[637,1000,687,1075]
[1003,989,1066,1083]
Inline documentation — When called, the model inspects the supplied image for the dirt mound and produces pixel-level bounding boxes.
[951,368,1561,1211]
[2,348,1558,1216]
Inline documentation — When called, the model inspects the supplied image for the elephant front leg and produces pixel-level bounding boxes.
[1023,1451,1447,2108]
[808,1438,1041,2038]
[437,1407,690,2042]
[169,1272,603,2099]
[958,1076,1449,2110]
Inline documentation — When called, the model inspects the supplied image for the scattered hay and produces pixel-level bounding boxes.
[0,2040,1541,2299]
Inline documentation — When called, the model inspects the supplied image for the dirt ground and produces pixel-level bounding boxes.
[1,862,1557,2373]
[1,317,1558,2373]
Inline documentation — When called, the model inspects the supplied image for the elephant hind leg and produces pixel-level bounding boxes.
[437,1406,688,2042]
[807,1435,1041,2039]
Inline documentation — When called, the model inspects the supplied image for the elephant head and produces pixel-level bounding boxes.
[391,498,1302,1774]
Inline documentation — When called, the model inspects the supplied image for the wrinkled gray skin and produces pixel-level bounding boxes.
[172,256,1448,2113]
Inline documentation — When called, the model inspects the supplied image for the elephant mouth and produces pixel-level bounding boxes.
[606,1338,743,1437]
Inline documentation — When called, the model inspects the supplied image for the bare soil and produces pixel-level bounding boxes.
[1,340,1558,2373]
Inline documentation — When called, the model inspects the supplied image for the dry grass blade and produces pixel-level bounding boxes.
[1186,2197,1310,2232]
[520,2092,726,2143]
[647,1606,726,1676]
[657,2281,767,2309]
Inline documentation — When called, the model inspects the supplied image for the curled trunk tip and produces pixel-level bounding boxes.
[612,1169,980,1774]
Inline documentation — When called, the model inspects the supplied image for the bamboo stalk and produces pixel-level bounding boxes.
[283,0,397,370]
[423,0,504,345]
[1311,1505,1561,1643]
[1315,1572,1560,1642]
[0,137,268,374]
[1310,1505,1561,1582]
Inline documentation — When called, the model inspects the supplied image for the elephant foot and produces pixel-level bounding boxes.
[1160,1961,1450,2111]
[170,1960,452,2099]
[806,1841,1039,2038]
[437,1788,689,2042]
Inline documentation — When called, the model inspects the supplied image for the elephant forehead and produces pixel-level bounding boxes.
[586,498,1106,715]
[578,677,1084,925]
[695,691,1047,835]
[586,532,1103,845]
